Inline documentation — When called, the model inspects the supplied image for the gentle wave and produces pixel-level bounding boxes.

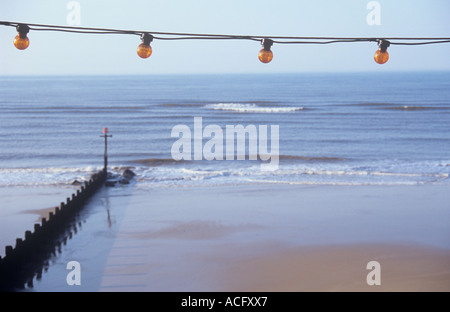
[344,102,399,107]
[0,167,101,187]
[382,106,450,111]
[241,179,420,186]
[0,167,99,174]
[128,155,347,166]
[205,103,304,113]
[272,168,449,179]
[132,165,449,187]
[278,155,348,162]
[131,158,186,166]
[340,103,450,111]
[0,164,448,187]
[159,103,205,108]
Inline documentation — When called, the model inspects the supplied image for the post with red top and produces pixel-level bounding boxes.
[100,128,112,173]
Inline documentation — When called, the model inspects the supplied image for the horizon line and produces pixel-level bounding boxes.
[1,69,450,77]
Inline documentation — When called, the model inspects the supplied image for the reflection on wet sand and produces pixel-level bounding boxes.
[0,171,106,291]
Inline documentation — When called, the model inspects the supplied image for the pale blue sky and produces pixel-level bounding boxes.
[0,0,449,75]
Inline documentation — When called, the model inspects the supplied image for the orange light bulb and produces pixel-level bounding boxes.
[14,34,30,50]
[137,43,152,59]
[258,49,273,63]
[374,48,389,64]
[258,38,274,64]
[14,24,30,50]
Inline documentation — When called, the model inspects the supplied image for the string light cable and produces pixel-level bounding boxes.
[2,21,450,64]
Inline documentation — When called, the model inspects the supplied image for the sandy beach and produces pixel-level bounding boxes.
[2,182,449,292]
[97,183,450,292]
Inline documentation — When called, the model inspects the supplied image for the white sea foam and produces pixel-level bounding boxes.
[131,162,449,188]
[0,167,101,187]
[205,103,304,113]
[241,179,419,186]
[1,162,447,188]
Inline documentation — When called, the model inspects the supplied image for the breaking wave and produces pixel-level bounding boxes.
[205,103,304,113]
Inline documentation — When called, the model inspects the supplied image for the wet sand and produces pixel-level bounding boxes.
[98,183,450,292]
[214,244,450,292]
[1,183,449,291]
[0,186,79,258]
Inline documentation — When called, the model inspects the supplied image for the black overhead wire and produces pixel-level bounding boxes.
[1,21,450,46]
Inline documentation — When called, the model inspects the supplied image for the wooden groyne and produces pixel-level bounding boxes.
[0,169,107,291]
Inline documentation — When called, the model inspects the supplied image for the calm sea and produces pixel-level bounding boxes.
[1,72,449,187]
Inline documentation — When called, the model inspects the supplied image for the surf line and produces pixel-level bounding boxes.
[171,117,279,171]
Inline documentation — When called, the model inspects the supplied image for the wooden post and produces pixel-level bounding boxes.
[100,127,112,173]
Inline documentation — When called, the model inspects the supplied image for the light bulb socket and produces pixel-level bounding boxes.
[141,33,153,46]
[16,24,30,39]
[378,39,390,53]
[261,38,273,51]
